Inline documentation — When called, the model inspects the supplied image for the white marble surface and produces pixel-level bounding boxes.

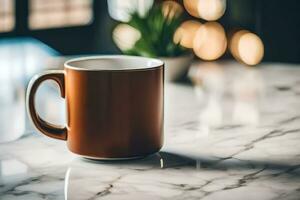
[1,62,300,200]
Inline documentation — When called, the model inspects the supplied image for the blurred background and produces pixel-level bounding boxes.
[1,0,300,61]
[0,0,300,142]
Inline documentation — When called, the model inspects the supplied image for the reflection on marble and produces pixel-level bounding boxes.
[1,62,300,199]
[189,62,264,128]
[65,152,195,200]
[231,66,263,126]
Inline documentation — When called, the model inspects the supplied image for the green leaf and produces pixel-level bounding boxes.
[114,3,188,57]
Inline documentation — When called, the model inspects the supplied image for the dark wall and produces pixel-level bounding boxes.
[223,0,300,63]
[1,0,300,63]
[260,0,300,63]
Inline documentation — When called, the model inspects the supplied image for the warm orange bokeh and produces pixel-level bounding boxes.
[229,30,250,62]
[183,0,226,21]
[162,0,183,20]
[183,0,200,18]
[229,30,264,65]
[197,0,226,21]
[174,20,202,48]
[193,22,227,60]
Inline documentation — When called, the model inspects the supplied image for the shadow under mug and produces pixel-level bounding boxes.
[26,55,164,160]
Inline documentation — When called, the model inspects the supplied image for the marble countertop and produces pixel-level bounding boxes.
[1,62,300,200]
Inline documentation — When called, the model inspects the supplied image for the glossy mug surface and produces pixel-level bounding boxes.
[26,55,164,160]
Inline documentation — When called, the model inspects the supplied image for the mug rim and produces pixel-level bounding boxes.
[64,55,164,71]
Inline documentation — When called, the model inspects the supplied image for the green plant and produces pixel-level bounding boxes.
[114,4,188,57]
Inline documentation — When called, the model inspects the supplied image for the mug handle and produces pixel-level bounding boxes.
[26,70,67,140]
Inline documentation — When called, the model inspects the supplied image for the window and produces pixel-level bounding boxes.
[0,0,15,32]
[29,0,93,30]
[107,0,154,22]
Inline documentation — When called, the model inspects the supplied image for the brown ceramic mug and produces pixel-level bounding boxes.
[26,55,164,160]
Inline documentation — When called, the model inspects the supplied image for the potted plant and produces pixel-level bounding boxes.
[112,1,193,81]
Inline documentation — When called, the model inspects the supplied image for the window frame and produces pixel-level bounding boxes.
[0,0,95,37]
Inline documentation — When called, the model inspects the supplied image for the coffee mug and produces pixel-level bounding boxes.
[26,55,164,160]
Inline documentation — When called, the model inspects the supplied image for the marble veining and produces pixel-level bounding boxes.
[1,62,300,199]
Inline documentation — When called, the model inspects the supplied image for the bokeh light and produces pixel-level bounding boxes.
[198,0,226,21]
[112,24,141,51]
[183,0,226,21]
[173,20,202,48]
[193,22,227,60]
[162,0,183,20]
[238,33,264,65]
[229,30,249,62]
[183,0,200,18]
[107,0,154,22]
[229,30,264,65]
